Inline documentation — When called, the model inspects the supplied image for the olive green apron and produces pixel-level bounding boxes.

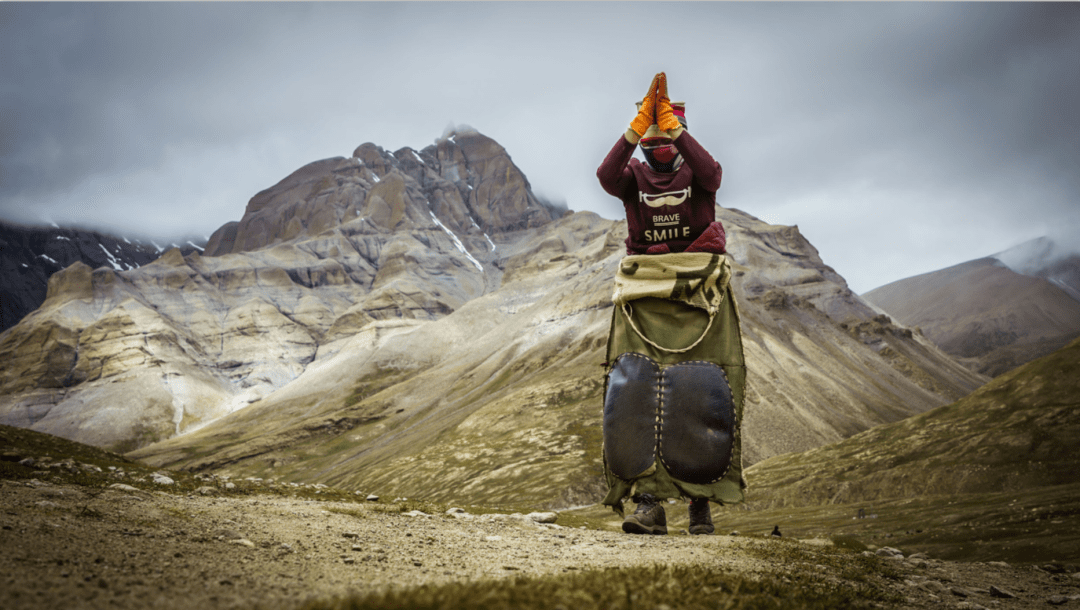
[602,252,747,514]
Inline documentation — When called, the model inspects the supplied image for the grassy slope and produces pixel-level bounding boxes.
[731,336,1080,563]
[719,483,1080,565]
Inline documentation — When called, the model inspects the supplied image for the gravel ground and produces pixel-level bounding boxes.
[2,478,1079,610]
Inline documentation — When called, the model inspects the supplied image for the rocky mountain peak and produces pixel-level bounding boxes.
[206,130,562,258]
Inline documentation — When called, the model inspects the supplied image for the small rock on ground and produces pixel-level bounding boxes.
[989,585,1017,599]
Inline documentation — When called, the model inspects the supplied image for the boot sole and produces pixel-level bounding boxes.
[689,525,715,535]
[622,519,668,535]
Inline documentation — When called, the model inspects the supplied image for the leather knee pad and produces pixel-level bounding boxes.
[603,353,659,480]
[658,361,735,484]
[604,354,735,484]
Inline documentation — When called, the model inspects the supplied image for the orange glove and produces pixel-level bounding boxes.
[655,72,682,133]
[630,74,661,137]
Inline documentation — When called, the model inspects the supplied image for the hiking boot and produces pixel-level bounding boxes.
[622,493,667,535]
[688,498,714,535]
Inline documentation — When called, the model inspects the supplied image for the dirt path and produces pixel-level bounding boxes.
[2,478,1078,610]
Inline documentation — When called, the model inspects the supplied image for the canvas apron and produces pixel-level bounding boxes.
[602,252,747,514]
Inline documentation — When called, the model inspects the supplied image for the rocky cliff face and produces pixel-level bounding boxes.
[204,130,559,258]
[0,128,986,508]
[0,220,204,333]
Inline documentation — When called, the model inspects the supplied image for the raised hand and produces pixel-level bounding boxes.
[655,72,681,133]
[630,73,662,137]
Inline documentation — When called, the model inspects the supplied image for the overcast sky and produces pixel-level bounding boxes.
[2,2,1078,294]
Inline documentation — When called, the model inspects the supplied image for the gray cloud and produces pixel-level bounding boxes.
[2,2,1077,293]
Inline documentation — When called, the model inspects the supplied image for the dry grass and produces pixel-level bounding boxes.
[301,557,900,610]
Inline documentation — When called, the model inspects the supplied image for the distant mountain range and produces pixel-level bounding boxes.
[0,128,985,508]
[0,220,206,333]
[863,238,1080,377]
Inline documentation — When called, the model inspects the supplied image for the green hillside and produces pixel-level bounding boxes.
[724,336,1080,563]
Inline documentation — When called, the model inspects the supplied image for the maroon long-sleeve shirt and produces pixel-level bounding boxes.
[597,130,724,255]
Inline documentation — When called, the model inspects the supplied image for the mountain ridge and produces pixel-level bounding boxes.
[0,219,205,333]
[863,252,1080,377]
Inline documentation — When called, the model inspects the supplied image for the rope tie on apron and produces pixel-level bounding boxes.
[620,291,724,354]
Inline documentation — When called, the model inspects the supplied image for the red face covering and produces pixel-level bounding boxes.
[640,137,682,172]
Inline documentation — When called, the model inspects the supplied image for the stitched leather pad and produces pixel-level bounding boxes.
[603,353,659,480]
[658,361,735,484]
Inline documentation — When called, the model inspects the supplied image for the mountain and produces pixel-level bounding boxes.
[0,129,564,453]
[0,128,986,509]
[862,243,1080,377]
[0,219,205,333]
